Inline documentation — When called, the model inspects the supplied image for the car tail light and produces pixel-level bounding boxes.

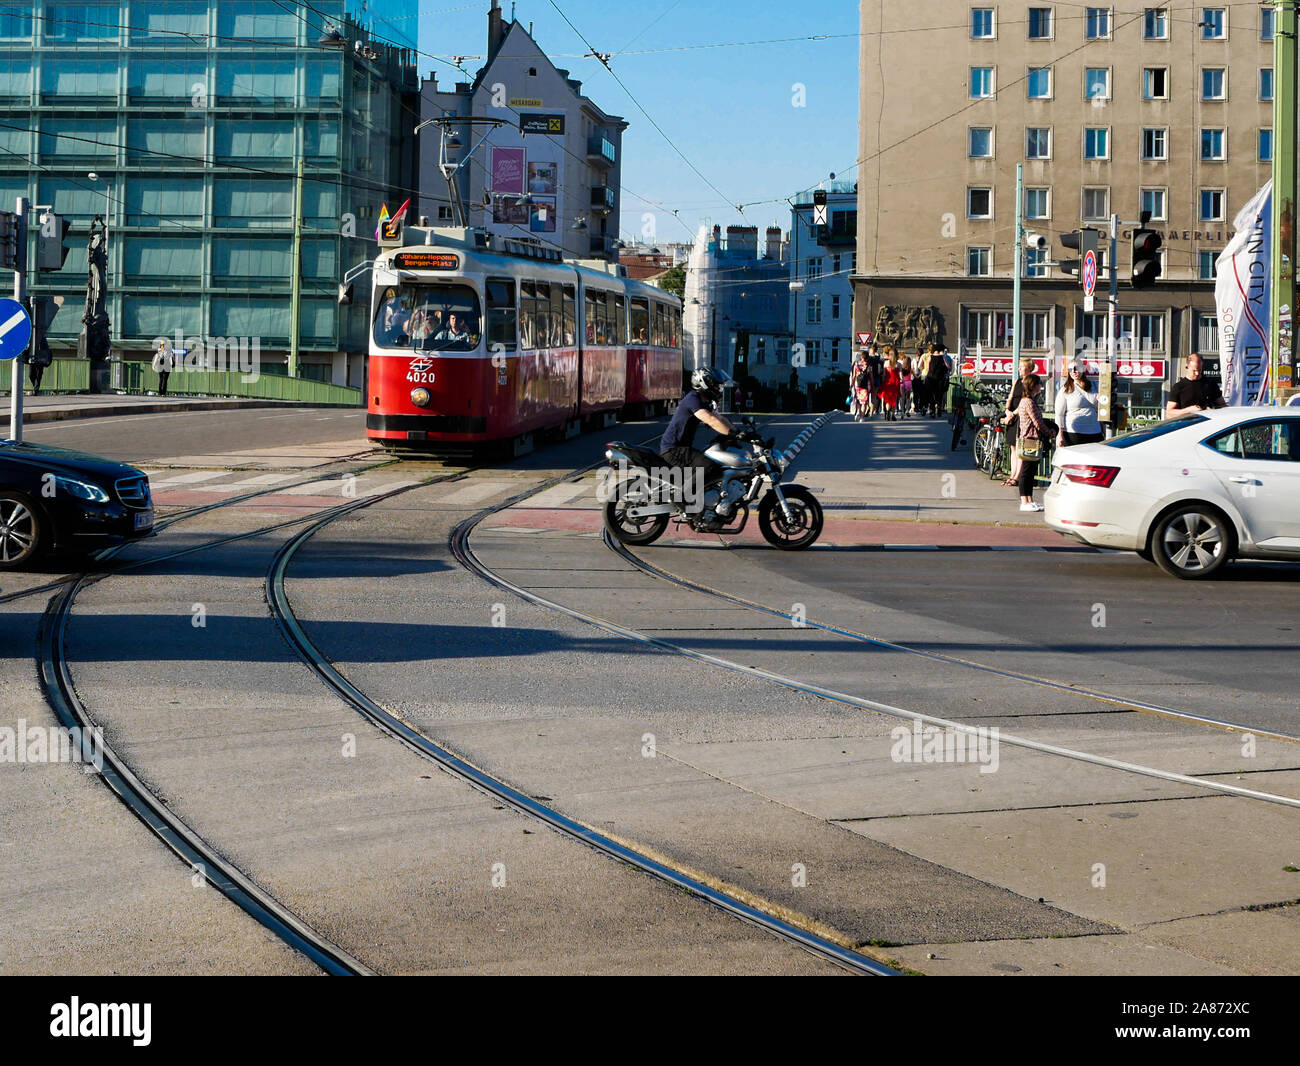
[1061,464,1120,488]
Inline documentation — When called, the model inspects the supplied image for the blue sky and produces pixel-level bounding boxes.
[417,1,860,244]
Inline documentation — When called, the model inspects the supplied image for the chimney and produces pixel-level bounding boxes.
[726,225,758,257]
[765,226,782,260]
[488,1,507,62]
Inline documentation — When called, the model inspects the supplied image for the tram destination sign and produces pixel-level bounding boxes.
[392,251,460,271]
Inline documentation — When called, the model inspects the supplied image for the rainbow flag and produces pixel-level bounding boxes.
[374,203,389,241]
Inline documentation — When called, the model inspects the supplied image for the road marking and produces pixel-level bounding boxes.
[437,480,517,505]
[149,470,227,488]
[527,482,593,507]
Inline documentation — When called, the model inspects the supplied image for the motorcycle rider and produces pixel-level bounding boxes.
[660,366,736,509]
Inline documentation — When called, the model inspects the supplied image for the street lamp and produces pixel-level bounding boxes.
[87,171,109,232]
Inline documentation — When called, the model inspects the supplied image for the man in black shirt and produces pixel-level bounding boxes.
[661,366,735,499]
[1166,353,1226,416]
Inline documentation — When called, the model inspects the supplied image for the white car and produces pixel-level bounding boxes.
[1045,407,1300,579]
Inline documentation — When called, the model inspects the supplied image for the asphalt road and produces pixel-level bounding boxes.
[20,407,367,464]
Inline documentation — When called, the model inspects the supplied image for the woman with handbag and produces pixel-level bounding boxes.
[1013,373,1048,512]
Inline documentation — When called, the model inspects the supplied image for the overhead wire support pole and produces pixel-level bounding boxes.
[9,196,27,444]
[1013,163,1023,369]
[1271,0,1297,400]
[1108,212,1119,386]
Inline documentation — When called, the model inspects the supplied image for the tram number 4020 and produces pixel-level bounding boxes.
[406,370,436,384]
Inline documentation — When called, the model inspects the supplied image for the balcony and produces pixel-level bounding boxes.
[590,184,615,215]
[587,134,616,168]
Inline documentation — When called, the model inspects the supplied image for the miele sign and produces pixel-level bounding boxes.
[1080,358,1167,379]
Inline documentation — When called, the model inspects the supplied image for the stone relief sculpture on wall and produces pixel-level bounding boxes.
[873,304,945,347]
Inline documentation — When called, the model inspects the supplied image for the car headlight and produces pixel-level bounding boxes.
[55,476,111,503]
[410,388,431,407]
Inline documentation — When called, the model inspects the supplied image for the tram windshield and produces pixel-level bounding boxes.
[373,284,482,353]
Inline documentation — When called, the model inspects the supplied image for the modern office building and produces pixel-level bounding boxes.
[854,2,1279,409]
[790,182,857,379]
[1,1,418,387]
[419,1,626,263]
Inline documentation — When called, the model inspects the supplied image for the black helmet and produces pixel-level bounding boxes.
[691,365,728,402]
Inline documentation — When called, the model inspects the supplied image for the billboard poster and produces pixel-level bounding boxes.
[492,197,530,225]
[528,162,558,195]
[530,196,557,233]
[490,147,525,194]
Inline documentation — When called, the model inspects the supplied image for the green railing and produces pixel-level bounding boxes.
[110,362,362,405]
[0,358,91,395]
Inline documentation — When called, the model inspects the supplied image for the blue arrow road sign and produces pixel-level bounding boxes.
[0,297,32,361]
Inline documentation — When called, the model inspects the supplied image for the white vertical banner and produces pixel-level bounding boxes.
[1215,181,1272,404]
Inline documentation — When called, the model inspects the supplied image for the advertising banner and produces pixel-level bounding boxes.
[1215,182,1272,404]
[490,147,526,195]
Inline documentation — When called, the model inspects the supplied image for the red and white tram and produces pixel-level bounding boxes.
[365,225,683,453]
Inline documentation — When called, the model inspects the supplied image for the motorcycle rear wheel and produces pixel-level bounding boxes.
[604,480,670,545]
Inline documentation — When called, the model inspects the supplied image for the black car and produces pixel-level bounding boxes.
[0,440,154,568]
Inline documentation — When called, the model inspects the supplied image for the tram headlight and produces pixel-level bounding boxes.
[410,387,432,407]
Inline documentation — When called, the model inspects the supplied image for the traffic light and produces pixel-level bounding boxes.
[0,210,17,270]
[1131,227,1163,289]
[1058,229,1099,283]
[37,212,73,270]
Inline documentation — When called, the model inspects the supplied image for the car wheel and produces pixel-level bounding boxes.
[0,492,46,569]
[1151,505,1231,579]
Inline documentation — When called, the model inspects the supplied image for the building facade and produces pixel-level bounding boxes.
[1,0,417,387]
[419,3,626,263]
[790,183,857,382]
[854,2,1279,410]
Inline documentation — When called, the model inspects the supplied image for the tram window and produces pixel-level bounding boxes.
[549,283,564,347]
[612,294,627,345]
[630,298,650,345]
[585,289,604,344]
[651,304,667,348]
[485,277,517,350]
[373,284,481,353]
[562,285,576,346]
[669,307,681,348]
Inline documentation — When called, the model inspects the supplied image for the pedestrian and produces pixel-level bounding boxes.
[1055,362,1104,447]
[1012,373,1048,512]
[1000,357,1034,486]
[27,349,50,393]
[879,346,901,420]
[152,338,175,396]
[899,354,914,418]
[852,352,870,421]
[1166,352,1227,416]
[914,346,931,417]
[926,343,950,416]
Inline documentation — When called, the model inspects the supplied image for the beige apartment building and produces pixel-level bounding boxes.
[853,2,1279,409]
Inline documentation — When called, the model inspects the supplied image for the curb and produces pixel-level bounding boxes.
[18,398,358,425]
[780,410,836,464]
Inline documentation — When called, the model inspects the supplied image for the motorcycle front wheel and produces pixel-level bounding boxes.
[604,478,670,545]
[757,485,823,550]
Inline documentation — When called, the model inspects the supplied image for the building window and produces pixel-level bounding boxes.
[971,8,995,38]
[1024,249,1048,279]
[1086,7,1111,39]
[807,339,822,365]
[832,253,841,274]
[1027,67,1052,99]
[437,205,453,221]
[970,66,995,98]
[1025,187,1050,219]
[1143,67,1169,99]
[806,296,821,324]
[1140,187,1167,221]
[1084,127,1109,160]
[1137,313,1166,352]
[1200,128,1225,160]
[967,187,993,218]
[967,247,991,276]
[807,257,823,279]
[831,337,841,363]
[1198,249,1219,279]
[1200,188,1225,221]
[964,309,995,346]
[1262,6,1276,39]
[1261,68,1273,101]
[831,295,841,319]
[1085,67,1110,100]
[1141,127,1168,160]
[1259,128,1273,162]
[1026,127,1051,159]
[1144,7,1169,38]
[1201,8,1225,39]
[1028,8,1053,39]
[969,126,993,157]
[1022,311,1049,349]
[1082,187,1110,221]
[1201,68,1225,100]
[1195,312,1219,353]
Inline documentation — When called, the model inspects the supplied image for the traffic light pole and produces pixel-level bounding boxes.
[9,196,27,444]
[1271,0,1297,399]
[1108,213,1119,382]
[1013,163,1023,369]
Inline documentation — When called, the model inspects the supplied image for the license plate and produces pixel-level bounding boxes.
[134,510,154,531]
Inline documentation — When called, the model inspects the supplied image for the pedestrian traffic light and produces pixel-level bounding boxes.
[1058,229,1099,283]
[734,329,750,371]
[37,212,73,271]
[1131,227,1163,289]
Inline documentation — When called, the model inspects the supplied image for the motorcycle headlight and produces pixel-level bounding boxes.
[55,476,111,503]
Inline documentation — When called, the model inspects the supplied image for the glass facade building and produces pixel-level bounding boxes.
[0,1,417,384]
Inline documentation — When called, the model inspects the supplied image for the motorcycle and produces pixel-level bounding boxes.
[600,422,824,550]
